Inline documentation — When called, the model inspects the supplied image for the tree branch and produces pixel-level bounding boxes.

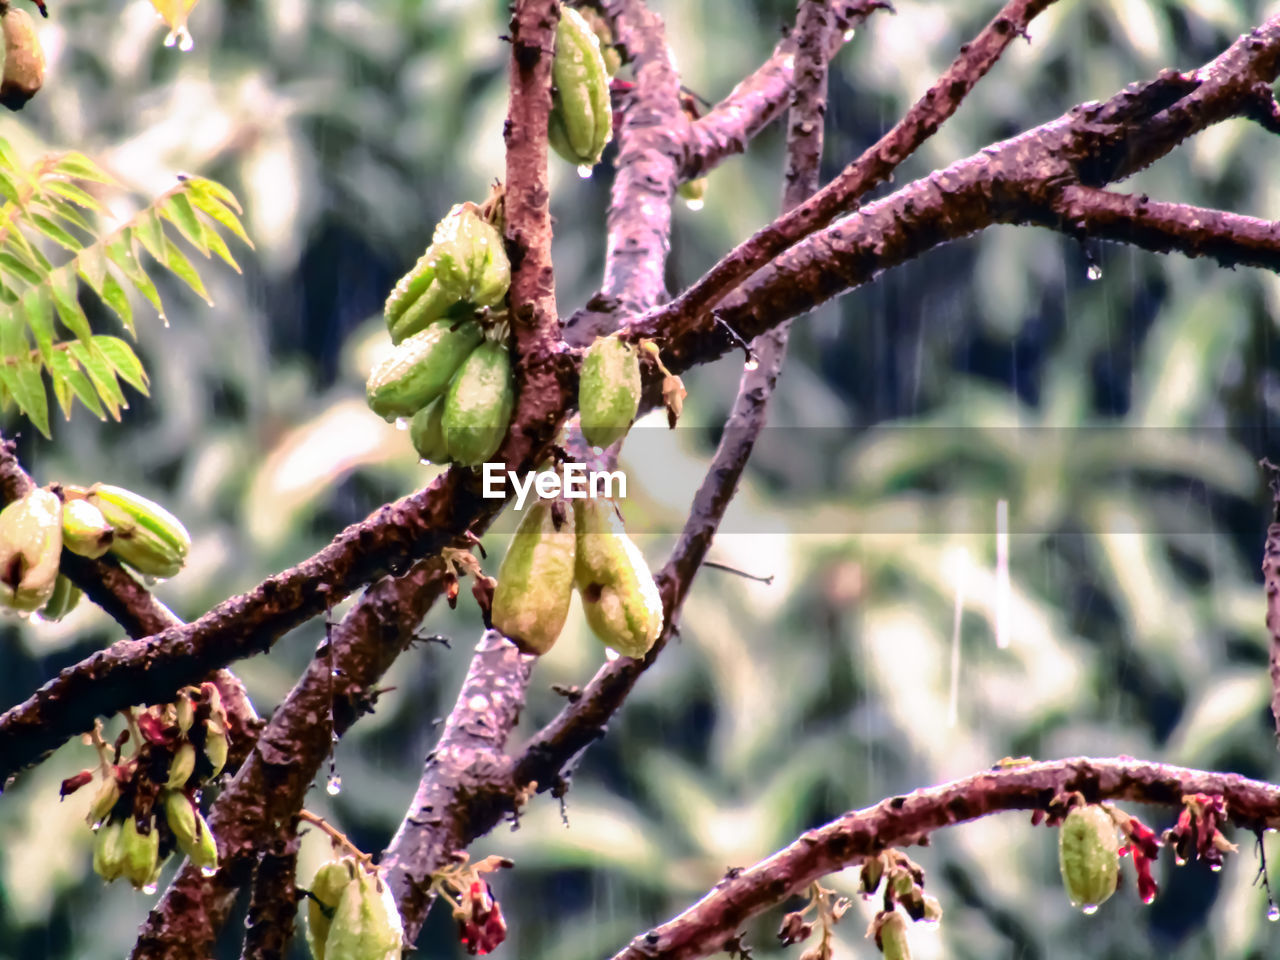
[238,818,300,960]
[609,757,1280,960]
[1263,459,1280,745]
[380,631,533,944]
[130,559,448,960]
[659,0,1062,334]
[684,0,893,179]
[633,15,1280,375]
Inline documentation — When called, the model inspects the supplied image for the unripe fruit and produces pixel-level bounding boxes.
[431,203,510,308]
[61,497,113,559]
[203,720,228,778]
[366,318,484,421]
[39,573,82,622]
[410,398,449,465]
[442,340,515,466]
[574,498,663,658]
[491,499,577,654]
[86,775,121,827]
[549,4,613,168]
[876,911,912,960]
[0,487,62,611]
[121,815,160,889]
[578,333,641,449]
[0,8,43,111]
[307,859,357,960]
[164,790,218,872]
[386,271,459,346]
[323,863,404,960]
[165,741,196,790]
[92,820,127,883]
[87,484,190,579]
[1058,804,1120,911]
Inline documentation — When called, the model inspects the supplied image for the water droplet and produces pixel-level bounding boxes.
[743,358,759,372]
[395,417,410,431]
[842,28,856,41]
[200,865,217,877]
[1174,856,1187,866]
[142,882,158,895]
[178,28,194,52]
[419,458,434,467]
[1086,262,1103,281]
[1141,890,1156,905]
[1269,903,1280,921]
[1081,904,1099,916]
[684,198,704,211]
[326,774,342,796]
[1210,862,1223,873]
[577,165,593,179]
[162,29,177,47]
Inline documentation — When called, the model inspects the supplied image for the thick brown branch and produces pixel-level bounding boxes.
[660,0,1060,334]
[1049,185,1280,271]
[239,819,301,960]
[130,560,448,960]
[609,757,1280,960]
[381,631,532,945]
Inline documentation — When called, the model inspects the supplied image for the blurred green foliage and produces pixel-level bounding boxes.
[0,0,1279,958]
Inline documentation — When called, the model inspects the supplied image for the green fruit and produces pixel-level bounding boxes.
[442,340,515,466]
[61,497,113,559]
[40,573,82,622]
[121,816,160,889]
[324,864,404,960]
[877,911,912,960]
[578,333,641,449]
[87,484,190,579]
[164,790,218,873]
[366,318,484,421]
[677,177,708,204]
[491,499,577,654]
[550,4,613,167]
[383,251,437,330]
[0,8,43,111]
[387,276,458,345]
[92,820,127,883]
[307,859,357,960]
[409,399,450,464]
[165,742,196,790]
[574,498,663,658]
[0,487,62,611]
[1058,804,1120,911]
[431,203,509,307]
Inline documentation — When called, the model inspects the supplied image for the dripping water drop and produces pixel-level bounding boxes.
[1174,855,1187,866]
[395,417,410,431]
[1268,903,1279,922]
[1081,904,1099,916]
[1210,862,1223,873]
[842,28,856,41]
[684,198,704,211]
[1086,262,1103,281]
[326,774,343,796]
[577,165,593,179]
[142,882,159,895]
[200,865,218,877]
[178,28,194,52]
[743,358,759,372]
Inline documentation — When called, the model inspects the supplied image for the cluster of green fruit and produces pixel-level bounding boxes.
[61,683,230,889]
[0,482,190,619]
[491,494,662,659]
[369,198,516,467]
[306,856,404,960]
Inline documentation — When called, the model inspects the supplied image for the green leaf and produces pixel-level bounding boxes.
[202,224,240,273]
[106,234,164,318]
[22,288,55,363]
[49,269,93,343]
[44,180,105,212]
[0,139,25,177]
[187,187,254,249]
[93,335,148,394]
[30,212,83,252]
[67,339,125,418]
[161,236,213,305]
[0,169,23,204]
[39,195,96,236]
[76,242,108,295]
[160,193,209,255]
[132,210,168,266]
[49,362,73,419]
[99,269,134,334]
[185,176,242,213]
[6,229,52,274]
[48,346,105,419]
[0,251,42,286]
[0,305,26,360]
[1,356,51,437]
[51,151,117,185]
